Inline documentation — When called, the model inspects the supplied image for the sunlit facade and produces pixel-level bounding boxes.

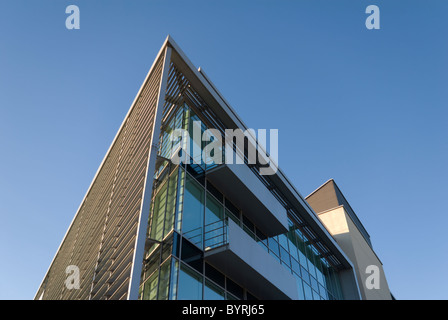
[139,105,344,300]
[35,36,387,300]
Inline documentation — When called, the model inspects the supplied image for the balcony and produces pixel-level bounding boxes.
[206,163,288,237]
[204,219,298,300]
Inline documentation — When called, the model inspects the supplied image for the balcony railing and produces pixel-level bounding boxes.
[182,219,228,251]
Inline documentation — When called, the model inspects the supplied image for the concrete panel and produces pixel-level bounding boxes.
[318,207,391,300]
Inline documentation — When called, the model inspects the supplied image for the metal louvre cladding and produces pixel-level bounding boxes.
[36,49,166,300]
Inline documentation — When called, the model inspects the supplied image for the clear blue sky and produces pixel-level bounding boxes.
[0,0,447,300]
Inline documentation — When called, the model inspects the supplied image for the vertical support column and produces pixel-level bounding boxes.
[127,46,172,300]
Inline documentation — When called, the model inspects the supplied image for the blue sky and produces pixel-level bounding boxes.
[0,1,447,300]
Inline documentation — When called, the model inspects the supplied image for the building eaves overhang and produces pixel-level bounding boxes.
[306,179,373,249]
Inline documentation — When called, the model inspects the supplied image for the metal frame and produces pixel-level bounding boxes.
[127,45,172,300]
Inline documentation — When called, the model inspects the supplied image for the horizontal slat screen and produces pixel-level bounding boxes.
[36,50,165,300]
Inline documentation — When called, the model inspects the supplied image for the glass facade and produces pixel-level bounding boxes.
[139,103,343,300]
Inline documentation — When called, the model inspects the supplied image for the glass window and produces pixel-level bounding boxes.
[270,252,280,263]
[150,181,168,241]
[242,215,254,230]
[287,233,299,261]
[246,292,258,300]
[319,284,328,300]
[159,107,183,160]
[204,280,225,300]
[242,216,255,239]
[226,293,238,300]
[205,263,225,288]
[142,270,159,300]
[278,233,289,251]
[177,264,203,300]
[305,246,318,278]
[138,285,143,300]
[291,258,301,276]
[164,169,178,236]
[293,273,305,300]
[187,110,207,168]
[182,174,204,248]
[181,237,203,273]
[316,267,325,286]
[172,231,180,258]
[175,168,185,232]
[268,237,280,257]
[255,227,267,241]
[158,259,171,300]
[301,266,310,285]
[280,246,291,268]
[169,259,179,300]
[226,209,239,226]
[303,282,313,301]
[186,164,205,185]
[144,245,160,280]
[205,193,225,249]
[226,278,243,300]
[161,236,173,262]
[225,199,240,219]
[206,181,223,203]
[298,250,307,267]
[257,238,269,253]
[310,276,319,293]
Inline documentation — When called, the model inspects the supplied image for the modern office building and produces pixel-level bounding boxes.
[35,36,390,300]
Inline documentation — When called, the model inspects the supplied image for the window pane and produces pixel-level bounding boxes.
[310,276,319,293]
[169,259,179,300]
[303,282,313,301]
[291,258,301,276]
[226,293,238,300]
[242,216,254,233]
[182,175,204,248]
[226,209,239,226]
[181,237,203,273]
[293,274,305,300]
[278,233,289,251]
[205,193,225,249]
[204,280,224,300]
[177,264,203,300]
[301,266,310,285]
[226,278,243,300]
[319,284,328,300]
[225,198,239,218]
[287,231,299,260]
[158,259,171,300]
[246,292,258,300]
[206,181,223,203]
[175,168,185,232]
[142,270,159,300]
[150,182,168,241]
[280,246,291,267]
[268,237,280,257]
[164,169,178,236]
[205,263,225,288]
